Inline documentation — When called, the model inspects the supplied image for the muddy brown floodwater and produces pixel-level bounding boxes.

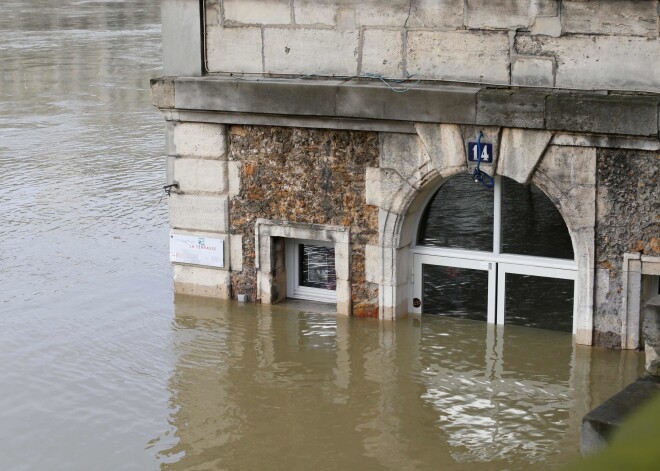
[0,1,644,470]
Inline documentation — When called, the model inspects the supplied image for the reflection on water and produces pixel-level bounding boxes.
[0,1,646,470]
[156,297,643,471]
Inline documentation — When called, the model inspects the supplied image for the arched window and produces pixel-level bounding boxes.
[411,174,577,333]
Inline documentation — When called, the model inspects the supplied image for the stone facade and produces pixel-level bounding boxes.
[155,0,660,349]
[595,149,660,348]
[227,126,380,317]
[202,0,659,92]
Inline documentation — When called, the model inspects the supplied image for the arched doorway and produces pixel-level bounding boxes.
[409,173,578,333]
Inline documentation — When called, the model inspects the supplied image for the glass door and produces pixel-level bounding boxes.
[497,263,577,333]
[412,254,497,324]
[411,174,578,334]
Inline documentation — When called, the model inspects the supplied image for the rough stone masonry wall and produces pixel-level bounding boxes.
[204,0,659,92]
[595,149,660,348]
[228,125,380,317]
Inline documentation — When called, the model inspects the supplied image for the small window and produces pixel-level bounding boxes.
[286,239,337,303]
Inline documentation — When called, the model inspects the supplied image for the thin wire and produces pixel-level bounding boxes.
[217,70,659,96]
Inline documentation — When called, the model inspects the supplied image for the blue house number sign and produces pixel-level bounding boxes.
[467,142,494,163]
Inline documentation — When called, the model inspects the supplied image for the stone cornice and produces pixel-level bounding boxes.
[151,76,660,142]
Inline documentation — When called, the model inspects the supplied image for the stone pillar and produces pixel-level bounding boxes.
[643,295,660,376]
[162,0,202,76]
[167,122,232,298]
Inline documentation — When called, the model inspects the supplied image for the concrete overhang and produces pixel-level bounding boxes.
[151,75,660,138]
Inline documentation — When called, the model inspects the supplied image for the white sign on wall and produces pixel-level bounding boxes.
[169,233,224,268]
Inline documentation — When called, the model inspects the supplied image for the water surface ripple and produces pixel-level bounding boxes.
[0,2,643,470]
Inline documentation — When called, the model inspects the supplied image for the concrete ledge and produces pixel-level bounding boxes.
[546,94,659,137]
[152,76,660,138]
[581,375,660,455]
[174,76,479,125]
[476,88,546,129]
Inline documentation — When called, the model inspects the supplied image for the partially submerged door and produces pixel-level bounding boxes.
[410,174,577,334]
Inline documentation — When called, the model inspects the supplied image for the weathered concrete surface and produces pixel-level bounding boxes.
[167,77,660,138]
[161,0,201,76]
[498,128,553,184]
[531,16,561,37]
[414,123,467,177]
[546,94,659,137]
[170,122,227,158]
[562,1,658,37]
[361,29,404,77]
[169,193,229,233]
[476,88,546,129]
[644,295,660,376]
[150,77,175,109]
[515,34,660,91]
[581,375,660,455]
[198,1,660,92]
[595,149,660,348]
[206,27,263,74]
[379,133,431,189]
[173,264,231,298]
[224,0,291,25]
[466,0,557,30]
[264,28,359,76]
[407,31,510,84]
[511,56,554,87]
[334,82,478,124]
[228,125,379,316]
[171,158,227,194]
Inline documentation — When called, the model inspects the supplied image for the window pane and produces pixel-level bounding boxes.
[418,173,494,251]
[299,245,336,291]
[422,264,488,322]
[504,274,573,332]
[501,178,573,259]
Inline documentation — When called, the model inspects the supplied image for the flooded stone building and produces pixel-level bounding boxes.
[152,0,659,348]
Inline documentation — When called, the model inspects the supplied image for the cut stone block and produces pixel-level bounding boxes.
[224,0,291,25]
[531,16,562,37]
[172,122,227,158]
[407,31,510,84]
[466,0,557,29]
[361,29,404,77]
[516,34,660,91]
[206,26,263,74]
[562,1,658,37]
[294,0,337,26]
[173,158,227,194]
[173,265,231,298]
[415,123,467,177]
[498,128,553,184]
[511,56,554,87]
[264,28,359,76]
[169,194,229,232]
[379,133,431,188]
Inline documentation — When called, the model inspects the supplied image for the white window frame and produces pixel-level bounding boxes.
[410,175,579,333]
[286,238,337,304]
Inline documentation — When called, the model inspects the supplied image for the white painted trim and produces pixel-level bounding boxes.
[285,239,337,304]
[254,219,350,314]
[411,253,496,322]
[498,262,578,334]
[411,246,577,271]
[493,175,502,255]
[622,254,660,349]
